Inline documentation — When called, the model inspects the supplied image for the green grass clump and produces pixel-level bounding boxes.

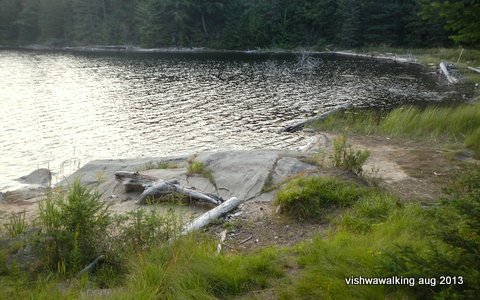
[275,176,370,220]
[2,211,27,238]
[340,193,398,233]
[114,234,284,299]
[332,135,370,175]
[187,159,216,187]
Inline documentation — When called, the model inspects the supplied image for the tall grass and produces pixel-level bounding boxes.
[381,105,480,141]
[112,234,284,299]
[308,103,480,157]
[3,211,27,238]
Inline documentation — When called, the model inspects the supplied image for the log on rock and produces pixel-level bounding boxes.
[114,171,223,206]
[439,62,458,84]
[182,197,243,235]
[137,180,223,206]
[114,171,158,192]
[280,103,353,133]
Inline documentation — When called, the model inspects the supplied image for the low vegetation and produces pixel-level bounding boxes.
[332,135,370,175]
[187,158,216,187]
[1,164,479,298]
[142,161,179,171]
[309,103,480,157]
[275,176,371,220]
[113,235,284,299]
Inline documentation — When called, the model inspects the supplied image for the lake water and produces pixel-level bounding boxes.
[0,50,465,191]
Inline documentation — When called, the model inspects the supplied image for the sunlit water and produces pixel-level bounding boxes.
[0,50,463,191]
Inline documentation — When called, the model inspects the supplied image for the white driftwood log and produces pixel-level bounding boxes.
[468,66,480,74]
[114,171,223,206]
[182,197,243,235]
[439,62,458,84]
[280,103,353,132]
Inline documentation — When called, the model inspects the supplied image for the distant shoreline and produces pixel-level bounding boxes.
[0,44,420,65]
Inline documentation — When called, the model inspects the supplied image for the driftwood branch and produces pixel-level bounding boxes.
[182,197,243,234]
[77,255,105,277]
[467,66,480,74]
[114,171,223,206]
[280,103,353,133]
[439,62,458,84]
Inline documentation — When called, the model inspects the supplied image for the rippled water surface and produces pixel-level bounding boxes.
[0,50,456,191]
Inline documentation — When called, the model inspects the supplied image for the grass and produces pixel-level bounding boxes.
[2,169,480,298]
[308,103,480,157]
[187,159,216,187]
[332,135,370,175]
[280,203,432,300]
[143,160,179,170]
[359,46,480,86]
[110,234,285,299]
[275,176,371,220]
[2,211,27,238]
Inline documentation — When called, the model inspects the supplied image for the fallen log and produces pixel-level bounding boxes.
[114,171,223,206]
[77,255,105,278]
[182,197,243,235]
[114,171,159,192]
[280,103,353,133]
[137,180,223,205]
[467,66,480,74]
[439,62,458,84]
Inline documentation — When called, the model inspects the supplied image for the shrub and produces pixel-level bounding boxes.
[38,179,110,275]
[275,176,369,220]
[111,208,182,252]
[384,167,480,299]
[332,135,370,176]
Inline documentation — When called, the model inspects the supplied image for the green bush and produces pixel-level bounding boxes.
[275,176,369,220]
[38,179,110,275]
[332,135,370,176]
[111,208,182,252]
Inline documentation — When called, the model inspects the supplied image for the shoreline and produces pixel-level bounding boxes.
[0,44,420,65]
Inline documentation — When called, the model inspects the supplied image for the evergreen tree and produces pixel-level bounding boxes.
[421,0,480,46]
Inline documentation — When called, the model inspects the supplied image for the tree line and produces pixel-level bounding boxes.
[0,0,478,49]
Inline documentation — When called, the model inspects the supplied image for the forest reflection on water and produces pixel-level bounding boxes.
[0,50,463,191]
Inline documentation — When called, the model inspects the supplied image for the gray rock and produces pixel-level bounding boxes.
[2,228,45,273]
[17,168,52,186]
[272,157,317,185]
[64,150,318,204]
[197,150,280,201]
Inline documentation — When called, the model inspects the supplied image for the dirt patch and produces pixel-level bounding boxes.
[311,133,477,202]
[208,201,327,253]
